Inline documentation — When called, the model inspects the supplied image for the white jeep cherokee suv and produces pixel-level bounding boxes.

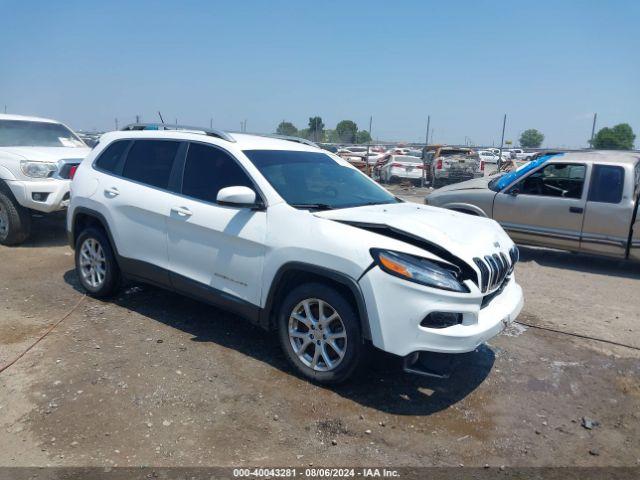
[67,124,523,383]
[0,114,89,245]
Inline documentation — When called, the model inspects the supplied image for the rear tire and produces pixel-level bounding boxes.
[277,282,367,384]
[75,227,121,297]
[0,189,31,246]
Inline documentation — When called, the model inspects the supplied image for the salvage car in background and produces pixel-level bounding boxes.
[378,155,425,184]
[508,148,535,161]
[477,150,501,176]
[425,146,482,187]
[426,151,640,261]
[0,114,89,245]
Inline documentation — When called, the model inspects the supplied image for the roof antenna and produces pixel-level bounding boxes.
[157,111,165,124]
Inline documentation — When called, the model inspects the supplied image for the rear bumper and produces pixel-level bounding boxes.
[5,179,71,213]
[359,266,524,357]
[389,167,423,180]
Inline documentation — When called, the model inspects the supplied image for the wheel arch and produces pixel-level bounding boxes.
[0,166,17,181]
[262,262,372,340]
[70,207,120,257]
[442,202,488,217]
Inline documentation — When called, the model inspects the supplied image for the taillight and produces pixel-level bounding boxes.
[69,165,78,179]
[416,164,424,169]
[480,161,484,171]
[391,162,402,167]
[436,159,443,170]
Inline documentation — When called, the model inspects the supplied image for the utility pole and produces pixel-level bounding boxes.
[590,113,597,148]
[135,115,140,123]
[422,116,431,187]
[366,116,373,176]
[498,114,507,170]
[425,116,430,145]
[210,118,213,129]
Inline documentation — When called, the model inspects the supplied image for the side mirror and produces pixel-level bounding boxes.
[217,186,260,208]
[508,188,519,197]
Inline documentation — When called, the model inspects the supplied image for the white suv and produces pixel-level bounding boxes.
[0,114,89,244]
[67,124,524,383]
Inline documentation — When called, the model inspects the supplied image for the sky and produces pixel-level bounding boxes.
[1,0,638,148]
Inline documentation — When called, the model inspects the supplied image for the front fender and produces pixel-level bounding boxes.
[441,202,489,217]
[0,165,17,180]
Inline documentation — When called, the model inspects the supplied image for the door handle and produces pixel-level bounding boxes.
[104,187,119,197]
[569,206,584,214]
[171,206,193,217]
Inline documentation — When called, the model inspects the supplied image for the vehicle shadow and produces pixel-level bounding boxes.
[517,245,640,279]
[64,270,494,416]
[19,212,69,248]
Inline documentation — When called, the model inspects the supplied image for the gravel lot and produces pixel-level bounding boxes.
[1,199,639,468]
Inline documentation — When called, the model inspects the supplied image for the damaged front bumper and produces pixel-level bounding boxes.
[359,266,524,358]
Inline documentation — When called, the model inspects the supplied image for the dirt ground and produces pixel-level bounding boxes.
[0,205,639,468]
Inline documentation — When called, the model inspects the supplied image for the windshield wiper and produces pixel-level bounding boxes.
[290,203,334,211]
[345,200,400,208]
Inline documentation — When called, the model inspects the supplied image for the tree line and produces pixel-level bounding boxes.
[277,119,635,150]
[276,117,372,144]
[519,123,635,149]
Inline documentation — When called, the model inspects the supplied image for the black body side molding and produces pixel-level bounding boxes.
[260,262,372,340]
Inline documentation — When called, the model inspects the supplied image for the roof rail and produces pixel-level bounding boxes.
[121,123,236,143]
[248,133,319,148]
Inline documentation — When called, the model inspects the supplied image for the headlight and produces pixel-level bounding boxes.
[371,249,469,293]
[20,161,57,178]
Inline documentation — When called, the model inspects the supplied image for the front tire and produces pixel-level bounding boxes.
[277,283,366,384]
[0,190,31,246]
[75,227,120,297]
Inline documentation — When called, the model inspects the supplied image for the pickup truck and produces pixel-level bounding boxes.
[425,150,640,261]
[0,114,89,245]
[421,145,482,187]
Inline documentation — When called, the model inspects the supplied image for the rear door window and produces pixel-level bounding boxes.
[588,165,625,204]
[121,140,180,189]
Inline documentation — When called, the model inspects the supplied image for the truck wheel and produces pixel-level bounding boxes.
[75,227,121,297]
[0,190,31,246]
[277,283,367,384]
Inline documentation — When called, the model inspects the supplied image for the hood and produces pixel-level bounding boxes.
[0,146,90,162]
[431,175,493,194]
[314,202,513,269]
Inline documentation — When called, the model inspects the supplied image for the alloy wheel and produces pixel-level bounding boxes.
[0,204,8,239]
[288,298,347,372]
[79,238,107,289]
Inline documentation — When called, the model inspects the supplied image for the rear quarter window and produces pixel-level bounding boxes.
[94,140,129,174]
[588,165,625,204]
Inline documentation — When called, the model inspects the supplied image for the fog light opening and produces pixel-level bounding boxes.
[420,312,463,329]
[32,192,50,202]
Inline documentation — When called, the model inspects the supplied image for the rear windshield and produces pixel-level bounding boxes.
[0,120,85,147]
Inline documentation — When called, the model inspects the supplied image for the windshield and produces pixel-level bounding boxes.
[244,150,400,209]
[0,120,86,147]
[489,153,564,191]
